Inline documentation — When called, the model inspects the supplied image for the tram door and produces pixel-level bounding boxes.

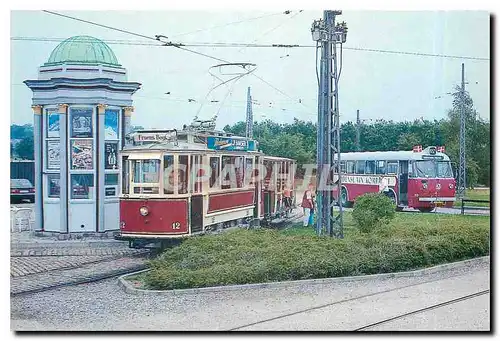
[253,156,260,218]
[399,160,409,204]
[190,155,203,233]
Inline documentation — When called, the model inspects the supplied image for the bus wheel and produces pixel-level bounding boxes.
[340,187,352,208]
[385,190,397,206]
[418,207,435,213]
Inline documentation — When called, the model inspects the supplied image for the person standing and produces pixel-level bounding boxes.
[283,184,292,215]
[301,184,314,227]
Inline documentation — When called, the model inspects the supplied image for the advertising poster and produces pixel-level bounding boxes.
[47,112,60,138]
[71,140,93,170]
[71,109,93,138]
[105,142,118,170]
[105,110,119,140]
[47,140,60,169]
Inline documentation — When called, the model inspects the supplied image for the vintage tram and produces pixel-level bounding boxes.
[116,127,296,248]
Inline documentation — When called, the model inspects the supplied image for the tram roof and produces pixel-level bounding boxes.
[335,150,450,162]
[121,140,262,154]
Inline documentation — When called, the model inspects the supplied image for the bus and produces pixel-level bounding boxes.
[332,146,456,212]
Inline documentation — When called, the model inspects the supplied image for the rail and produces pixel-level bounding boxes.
[460,198,490,215]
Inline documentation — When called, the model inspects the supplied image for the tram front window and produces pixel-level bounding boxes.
[131,159,160,194]
[437,161,453,178]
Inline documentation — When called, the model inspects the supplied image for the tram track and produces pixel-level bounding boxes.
[228,273,489,331]
[11,250,152,297]
[354,289,489,331]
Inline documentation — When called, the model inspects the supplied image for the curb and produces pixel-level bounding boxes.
[118,256,490,296]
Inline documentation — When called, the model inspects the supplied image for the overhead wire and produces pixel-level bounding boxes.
[11,36,490,61]
[170,12,285,38]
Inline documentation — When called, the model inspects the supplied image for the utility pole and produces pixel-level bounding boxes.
[246,87,253,139]
[356,109,361,151]
[311,11,348,238]
[458,63,466,198]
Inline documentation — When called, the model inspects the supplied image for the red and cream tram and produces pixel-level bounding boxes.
[116,128,296,248]
[332,146,456,212]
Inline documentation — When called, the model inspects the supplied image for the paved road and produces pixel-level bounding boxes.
[11,258,489,331]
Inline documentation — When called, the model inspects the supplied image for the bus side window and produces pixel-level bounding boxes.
[340,161,346,173]
[365,161,376,174]
[356,160,365,174]
[346,161,355,174]
[376,161,386,175]
[387,161,398,175]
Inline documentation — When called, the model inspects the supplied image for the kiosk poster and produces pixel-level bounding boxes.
[105,110,119,140]
[47,140,60,169]
[71,140,93,170]
[105,142,118,170]
[47,113,60,138]
[71,109,93,138]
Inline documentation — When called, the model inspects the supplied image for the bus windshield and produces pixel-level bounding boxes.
[414,160,453,178]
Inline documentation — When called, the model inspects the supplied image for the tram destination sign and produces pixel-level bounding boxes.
[207,136,257,151]
[133,130,177,144]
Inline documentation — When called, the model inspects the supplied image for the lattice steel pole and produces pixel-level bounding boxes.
[246,86,253,139]
[312,10,347,238]
[457,63,466,198]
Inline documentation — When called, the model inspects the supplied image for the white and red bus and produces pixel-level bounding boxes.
[332,146,456,212]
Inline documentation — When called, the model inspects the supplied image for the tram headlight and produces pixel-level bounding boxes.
[422,183,428,189]
[449,183,454,189]
[139,206,149,216]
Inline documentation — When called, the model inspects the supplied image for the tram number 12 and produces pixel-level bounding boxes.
[172,222,181,230]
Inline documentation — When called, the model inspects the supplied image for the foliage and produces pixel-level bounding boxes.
[14,136,34,160]
[352,193,395,233]
[10,124,33,140]
[224,86,490,187]
[143,214,489,290]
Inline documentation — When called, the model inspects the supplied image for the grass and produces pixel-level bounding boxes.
[454,188,490,208]
[140,212,490,290]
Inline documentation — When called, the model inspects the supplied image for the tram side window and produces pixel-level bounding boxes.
[209,156,220,189]
[234,156,245,188]
[221,156,235,190]
[356,160,365,174]
[245,158,254,186]
[387,161,398,175]
[191,155,203,193]
[376,161,386,175]
[163,155,174,194]
[122,156,129,194]
[178,155,189,194]
[346,161,355,174]
[365,161,376,174]
[132,159,160,194]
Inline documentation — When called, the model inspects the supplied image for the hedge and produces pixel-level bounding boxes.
[143,214,490,290]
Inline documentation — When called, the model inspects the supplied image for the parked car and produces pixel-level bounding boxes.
[10,179,35,204]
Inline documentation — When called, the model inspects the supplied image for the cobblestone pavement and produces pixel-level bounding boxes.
[11,256,148,295]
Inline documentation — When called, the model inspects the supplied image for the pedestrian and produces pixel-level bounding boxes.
[301,183,315,227]
[283,184,292,215]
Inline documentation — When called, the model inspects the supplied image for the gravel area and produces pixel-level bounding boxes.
[11,258,489,331]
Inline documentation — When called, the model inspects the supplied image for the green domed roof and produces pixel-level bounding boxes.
[44,36,121,67]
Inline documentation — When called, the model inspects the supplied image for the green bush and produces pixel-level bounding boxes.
[352,193,395,233]
[142,214,490,290]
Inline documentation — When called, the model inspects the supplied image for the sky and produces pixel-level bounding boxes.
[10,10,490,130]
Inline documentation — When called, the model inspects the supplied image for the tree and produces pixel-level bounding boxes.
[14,137,34,160]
